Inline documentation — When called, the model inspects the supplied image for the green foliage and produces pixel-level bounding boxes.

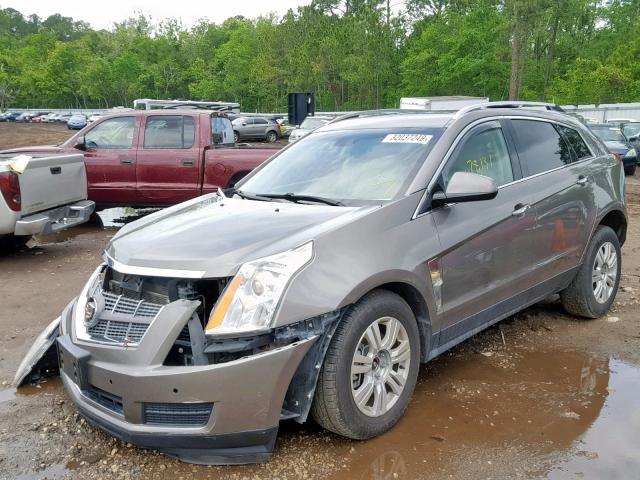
[1,1,640,110]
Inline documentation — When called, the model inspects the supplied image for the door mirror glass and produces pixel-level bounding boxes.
[432,172,498,207]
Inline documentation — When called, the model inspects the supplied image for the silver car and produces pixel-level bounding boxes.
[288,115,332,143]
[232,116,281,143]
[18,102,626,465]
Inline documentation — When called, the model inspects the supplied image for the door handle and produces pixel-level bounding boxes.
[512,203,530,217]
[181,159,195,167]
[577,175,588,186]
[120,158,134,165]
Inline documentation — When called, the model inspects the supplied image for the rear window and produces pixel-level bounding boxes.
[511,120,573,176]
[557,125,592,160]
[144,116,195,149]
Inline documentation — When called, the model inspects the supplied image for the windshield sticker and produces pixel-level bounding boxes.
[382,134,432,145]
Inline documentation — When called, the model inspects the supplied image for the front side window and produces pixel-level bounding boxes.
[84,117,136,149]
[511,120,573,176]
[557,125,592,160]
[444,127,514,187]
[622,123,640,139]
[143,116,195,149]
[254,118,268,125]
[240,128,443,205]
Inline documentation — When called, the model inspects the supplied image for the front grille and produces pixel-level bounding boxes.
[85,385,124,415]
[143,402,213,427]
[87,319,149,343]
[102,290,163,318]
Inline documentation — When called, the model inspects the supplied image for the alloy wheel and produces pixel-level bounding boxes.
[592,241,618,304]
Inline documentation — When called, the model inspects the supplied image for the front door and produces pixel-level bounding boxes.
[432,121,537,346]
[136,114,201,205]
[82,115,138,206]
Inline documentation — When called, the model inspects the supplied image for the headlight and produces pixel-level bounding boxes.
[624,148,637,157]
[205,242,313,336]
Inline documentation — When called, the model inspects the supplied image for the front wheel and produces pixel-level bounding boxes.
[233,131,239,143]
[311,290,420,439]
[560,225,621,318]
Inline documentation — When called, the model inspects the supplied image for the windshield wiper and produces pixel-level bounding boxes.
[254,193,343,206]
[224,187,272,202]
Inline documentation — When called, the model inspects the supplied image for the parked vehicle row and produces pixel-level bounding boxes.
[16,102,626,466]
[0,111,105,124]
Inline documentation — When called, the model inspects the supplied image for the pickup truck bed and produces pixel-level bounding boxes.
[0,153,95,237]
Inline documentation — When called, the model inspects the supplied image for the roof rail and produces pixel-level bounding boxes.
[328,108,443,124]
[453,101,565,119]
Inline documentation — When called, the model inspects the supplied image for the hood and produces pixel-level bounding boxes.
[604,140,631,154]
[106,194,372,278]
[0,145,63,155]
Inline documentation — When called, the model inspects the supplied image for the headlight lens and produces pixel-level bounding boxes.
[624,148,637,157]
[205,242,313,335]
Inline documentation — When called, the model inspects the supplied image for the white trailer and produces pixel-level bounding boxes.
[400,96,489,111]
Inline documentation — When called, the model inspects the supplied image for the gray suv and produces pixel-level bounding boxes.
[17,102,626,465]
[232,116,280,143]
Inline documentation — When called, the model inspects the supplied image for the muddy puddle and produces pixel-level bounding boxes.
[10,349,640,479]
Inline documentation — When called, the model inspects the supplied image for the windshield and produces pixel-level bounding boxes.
[239,128,442,205]
[622,123,640,139]
[300,118,329,130]
[590,126,626,143]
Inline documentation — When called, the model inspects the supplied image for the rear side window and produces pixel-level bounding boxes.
[511,120,572,176]
[444,127,514,187]
[144,116,195,149]
[557,125,592,160]
[254,118,268,125]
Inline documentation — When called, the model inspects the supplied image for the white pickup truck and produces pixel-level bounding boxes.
[0,153,95,249]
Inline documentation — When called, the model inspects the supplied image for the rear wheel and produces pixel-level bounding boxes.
[266,131,277,143]
[233,131,239,143]
[560,226,621,318]
[0,234,30,252]
[624,165,636,176]
[311,290,420,439]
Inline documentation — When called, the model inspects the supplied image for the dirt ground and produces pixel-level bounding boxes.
[0,124,639,480]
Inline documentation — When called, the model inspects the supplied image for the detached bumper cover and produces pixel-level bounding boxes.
[15,199,94,236]
[56,325,316,464]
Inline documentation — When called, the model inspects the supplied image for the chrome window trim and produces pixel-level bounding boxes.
[412,114,600,219]
[104,252,206,279]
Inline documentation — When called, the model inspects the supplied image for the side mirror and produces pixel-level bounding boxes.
[629,136,638,142]
[242,122,247,126]
[432,172,498,207]
[74,136,87,151]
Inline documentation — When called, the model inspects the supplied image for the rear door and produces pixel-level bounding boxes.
[136,114,200,205]
[82,115,138,206]
[432,120,537,346]
[506,119,597,280]
[252,118,268,139]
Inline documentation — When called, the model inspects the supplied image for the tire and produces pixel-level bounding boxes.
[266,131,277,143]
[624,165,636,176]
[560,225,621,318]
[311,289,420,440]
[0,234,30,252]
[233,131,239,143]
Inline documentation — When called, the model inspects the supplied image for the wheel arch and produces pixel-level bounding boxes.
[598,207,627,246]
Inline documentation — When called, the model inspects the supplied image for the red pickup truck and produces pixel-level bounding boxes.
[2,110,281,208]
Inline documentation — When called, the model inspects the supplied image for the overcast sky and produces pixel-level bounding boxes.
[3,0,312,29]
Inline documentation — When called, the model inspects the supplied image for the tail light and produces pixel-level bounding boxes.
[0,171,21,211]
